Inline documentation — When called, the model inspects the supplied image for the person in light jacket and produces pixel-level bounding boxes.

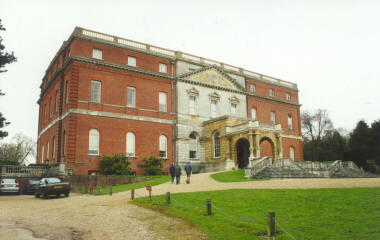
[184,162,192,184]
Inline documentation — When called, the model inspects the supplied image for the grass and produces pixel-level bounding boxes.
[133,188,380,240]
[211,170,264,182]
[85,175,170,195]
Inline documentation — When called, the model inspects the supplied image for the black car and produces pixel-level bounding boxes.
[24,179,40,194]
[35,177,71,199]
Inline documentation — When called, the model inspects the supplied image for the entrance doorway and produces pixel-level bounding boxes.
[236,138,250,169]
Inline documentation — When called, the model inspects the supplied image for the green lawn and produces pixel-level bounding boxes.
[211,170,264,182]
[133,188,380,240]
[89,175,170,195]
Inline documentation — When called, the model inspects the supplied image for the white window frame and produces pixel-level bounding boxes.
[41,144,44,163]
[286,93,291,101]
[159,135,167,158]
[211,100,217,118]
[90,80,101,103]
[288,114,293,130]
[189,96,196,115]
[269,88,274,97]
[189,132,197,159]
[231,103,237,116]
[159,92,167,112]
[290,147,295,160]
[159,63,167,73]
[126,132,135,157]
[270,111,276,124]
[214,132,220,158]
[128,56,136,67]
[250,84,256,93]
[88,129,100,155]
[127,87,136,108]
[251,108,257,120]
[92,48,102,60]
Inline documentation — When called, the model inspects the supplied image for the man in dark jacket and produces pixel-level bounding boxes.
[169,163,175,184]
[184,162,192,184]
[174,164,182,184]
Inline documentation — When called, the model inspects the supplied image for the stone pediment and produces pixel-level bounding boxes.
[179,67,244,92]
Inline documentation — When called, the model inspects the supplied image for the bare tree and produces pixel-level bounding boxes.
[0,134,36,165]
[301,109,333,141]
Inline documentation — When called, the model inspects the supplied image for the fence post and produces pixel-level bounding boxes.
[206,199,212,216]
[131,189,135,200]
[166,192,170,205]
[268,212,275,237]
[109,185,112,195]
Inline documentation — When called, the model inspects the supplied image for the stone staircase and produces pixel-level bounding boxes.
[245,158,377,179]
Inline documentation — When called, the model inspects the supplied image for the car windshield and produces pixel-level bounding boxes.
[45,178,62,184]
[1,179,16,184]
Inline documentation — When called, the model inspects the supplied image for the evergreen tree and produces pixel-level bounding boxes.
[347,121,371,169]
[0,19,17,139]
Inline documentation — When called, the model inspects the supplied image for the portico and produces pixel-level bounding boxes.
[203,116,283,169]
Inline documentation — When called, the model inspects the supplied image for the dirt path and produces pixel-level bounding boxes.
[1,172,380,240]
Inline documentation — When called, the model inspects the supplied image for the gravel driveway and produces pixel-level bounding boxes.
[1,172,379,240]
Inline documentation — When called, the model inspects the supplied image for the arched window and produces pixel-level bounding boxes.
[89,129,100,155]
[159,135,167,158]
[189,132,198,158]
[214,132,220,158]
[126,132,135,157]
[290,147,295,160]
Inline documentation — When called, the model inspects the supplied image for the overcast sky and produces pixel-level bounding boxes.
[1,0,379,146]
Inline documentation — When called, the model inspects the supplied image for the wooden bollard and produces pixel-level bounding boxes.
[109,185,112,195]
[206,199,212,216]
[166,192,170,205]
[131,189,135,200]
[268,212,275,237]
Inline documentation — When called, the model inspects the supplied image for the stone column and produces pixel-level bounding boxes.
[225,137,235,170]
[254,131,260,158]
[249,132,254,159]
[276,134,283,159]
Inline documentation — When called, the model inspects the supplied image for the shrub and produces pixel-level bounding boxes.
[143,156,163,175]
[99,154,131,175]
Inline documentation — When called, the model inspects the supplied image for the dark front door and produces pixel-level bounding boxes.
[236,138,250,169]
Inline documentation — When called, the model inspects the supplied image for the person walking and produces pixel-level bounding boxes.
[169,163,175,184]
[184,162,192,184]
[174,164,182,184]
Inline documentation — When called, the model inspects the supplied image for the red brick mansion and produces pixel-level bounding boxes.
[37,27,303,175]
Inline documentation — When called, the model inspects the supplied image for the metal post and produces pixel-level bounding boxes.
[98,187,102,195]
[206,199,212,216]
[268,212,275,237]
[109,185,112,195]
[131,189,135,200]
[166,192,170,205]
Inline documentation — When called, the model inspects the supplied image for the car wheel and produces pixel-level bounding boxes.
[42,191,48,199]
[64,192,69,197]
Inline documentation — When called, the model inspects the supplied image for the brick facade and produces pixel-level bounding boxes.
[37,27,303,175]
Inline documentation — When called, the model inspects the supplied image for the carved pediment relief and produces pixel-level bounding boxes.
[186,87,199,96]
[229,95,240,104]
[209,91,220,101]
[180,67,243,91]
